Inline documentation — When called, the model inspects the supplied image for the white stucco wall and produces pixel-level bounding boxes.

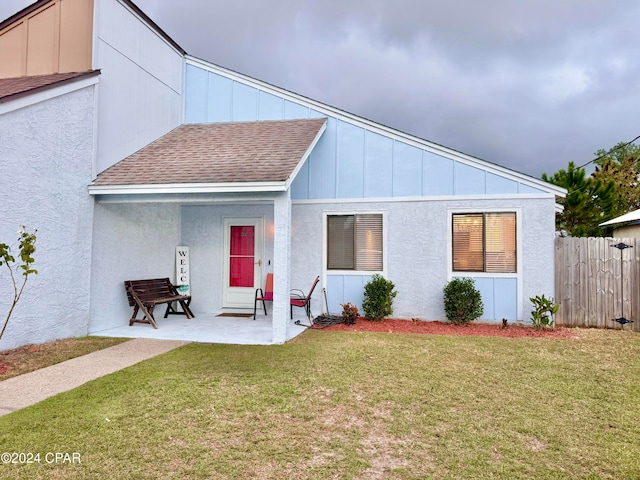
[291,196,557,322]
[612,225,640,238]
[0,86,95,350]
[89,202,181,333]
[89,201,277,332]
[181,203,275,314]
[93,0,183,175]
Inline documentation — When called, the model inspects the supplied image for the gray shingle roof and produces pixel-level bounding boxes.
[91,118,327,186]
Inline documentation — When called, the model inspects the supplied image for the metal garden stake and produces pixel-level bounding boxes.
[611,242,633,328]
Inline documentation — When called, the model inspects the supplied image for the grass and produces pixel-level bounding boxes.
[0,328,639,479]
[0,337,129,380]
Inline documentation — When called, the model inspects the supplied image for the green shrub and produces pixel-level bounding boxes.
[529,294,558,329]
[443,277,484,325]
[340,302,359,325]
[362,274,397,321]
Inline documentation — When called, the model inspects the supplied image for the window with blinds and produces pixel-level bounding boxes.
[327,214,383,271]
[452,212,516,273]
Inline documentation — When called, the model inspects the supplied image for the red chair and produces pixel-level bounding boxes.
[253,273,273,319]
[290,276,320,322]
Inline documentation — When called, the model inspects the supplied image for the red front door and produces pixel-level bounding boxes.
[223,218,263,308]
[229,226,255,287]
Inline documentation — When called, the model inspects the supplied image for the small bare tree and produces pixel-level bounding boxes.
[0,226,37,341]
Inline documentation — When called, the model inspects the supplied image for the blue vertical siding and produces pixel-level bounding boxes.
[326,274,371,313]
[393,141,423,196]
[494,278,518,320]
[364,131,393,197]
[207,74,232,122]
[473,277,495,321]
[232,82,258,121]
[518,183,544,194]
[284,100,310,119]
[424,152,454,195]
[344,275,368,309]
[455,163,486,195]
[291,158,309,200]
[306,117,337,199]
[258,91,283,120]
[487,173,518,194]
[185,65,208,123]
[184,65,549,202]
[455,276,517,322]
[336,121,365,198]
[326,276,344,314]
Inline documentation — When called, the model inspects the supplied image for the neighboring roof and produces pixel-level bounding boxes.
[0,71,100,103]
[600,209,640,227]
[0,0,186,55]
[89,118,327,194]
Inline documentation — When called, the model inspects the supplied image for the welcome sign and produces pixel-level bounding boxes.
[175,246,190,295]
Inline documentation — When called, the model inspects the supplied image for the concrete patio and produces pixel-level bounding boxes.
[89,311,311,345]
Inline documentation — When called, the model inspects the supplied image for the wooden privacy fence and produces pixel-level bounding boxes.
[555,237,640,331]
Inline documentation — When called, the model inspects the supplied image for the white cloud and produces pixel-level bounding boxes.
[539,66,591,104]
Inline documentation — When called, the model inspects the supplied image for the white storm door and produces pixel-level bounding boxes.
[222,218,263,308]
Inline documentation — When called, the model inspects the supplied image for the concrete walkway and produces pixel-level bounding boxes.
[0,338,189,417]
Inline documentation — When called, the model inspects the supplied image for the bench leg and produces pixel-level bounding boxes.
[129,303,158,329]
[137,304,158,328]
[143,304,158,329]
[129,305,140,326]
[178,299,193,319]
[165,300,194,319]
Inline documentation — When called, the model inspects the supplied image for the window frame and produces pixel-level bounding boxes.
[448,208,521,278]
[323,211,386,275]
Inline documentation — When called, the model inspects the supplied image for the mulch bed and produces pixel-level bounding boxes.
[320,317,577,339]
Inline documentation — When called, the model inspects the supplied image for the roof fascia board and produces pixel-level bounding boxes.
[284,119,327,190]
[94,194,279,204]
[0,0,52,32]
[186,56,566,198]
[292,192,557,205]
[88,181,289,195]
[0,73,100,115]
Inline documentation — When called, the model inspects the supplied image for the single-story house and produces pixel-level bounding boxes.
[600,209,640,238]
[0,0,566,349]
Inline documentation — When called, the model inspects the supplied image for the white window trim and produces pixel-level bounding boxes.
[322,211,387,277]
[447,207,523,319]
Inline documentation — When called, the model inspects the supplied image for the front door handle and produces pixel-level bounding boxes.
[255,259,262,267]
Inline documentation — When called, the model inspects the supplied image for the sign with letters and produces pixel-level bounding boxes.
[175,246,190,295]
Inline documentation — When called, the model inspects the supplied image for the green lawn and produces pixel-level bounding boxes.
[0,328,639,479]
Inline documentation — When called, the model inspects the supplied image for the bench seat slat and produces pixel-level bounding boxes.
[124,277,194,328]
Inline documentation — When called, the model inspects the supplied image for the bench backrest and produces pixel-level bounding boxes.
[124,278,178,306]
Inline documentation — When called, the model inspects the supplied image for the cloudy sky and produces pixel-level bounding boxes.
[2,0,639,178]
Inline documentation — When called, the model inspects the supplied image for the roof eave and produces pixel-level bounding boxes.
[0,70,100,105]
[88,181,289,196]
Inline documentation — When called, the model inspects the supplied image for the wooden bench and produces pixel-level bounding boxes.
[124,278,194,329]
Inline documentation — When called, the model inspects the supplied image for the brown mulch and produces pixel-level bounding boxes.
[321,317,577,339]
